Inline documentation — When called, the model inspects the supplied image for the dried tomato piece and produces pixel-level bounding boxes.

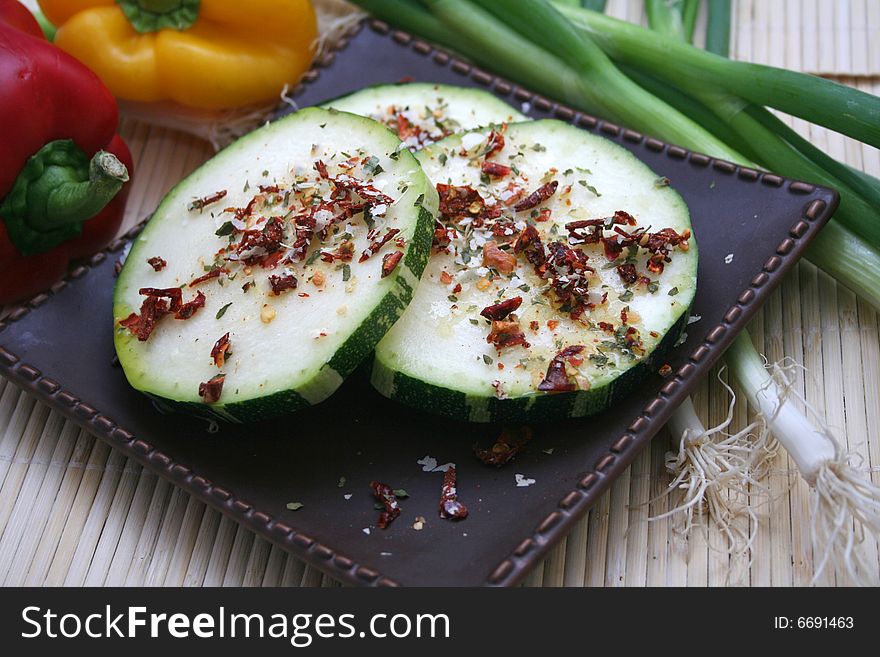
[438,467,468,520]
[211,333,231,367]
[396,114,420,141]
[147,256,167,271]
[188,189,227,212]
[199,374,225,404]
[370,480,401,530]
[480,296,523,320]
[381,251,404,278]
[538,345,585,392]
[236,217,284,267]
[514,181,558,212]
[474,426,533,467]
[268,273,298,295]
[487,319,530,349]
[481,161,511,178]
[482,241,517,274]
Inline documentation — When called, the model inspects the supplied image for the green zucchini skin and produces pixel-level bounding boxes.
[371,119,698,423]
[371,307,688,423]
[113,108,436,423]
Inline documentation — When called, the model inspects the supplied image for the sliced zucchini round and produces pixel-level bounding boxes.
[372,120,698,422]
[114,107,437,422]
[321,82,526,149]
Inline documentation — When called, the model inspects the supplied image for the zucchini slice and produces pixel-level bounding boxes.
[113,107,437,422]
[322,82,526,149]
[372,120,698,422]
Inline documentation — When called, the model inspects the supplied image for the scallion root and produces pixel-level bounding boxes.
[727,333,880,586]
[652,374,775,572]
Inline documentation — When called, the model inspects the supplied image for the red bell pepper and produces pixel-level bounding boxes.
[0,0,133,305]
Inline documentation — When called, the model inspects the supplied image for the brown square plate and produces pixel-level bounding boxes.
[0,21,836,586]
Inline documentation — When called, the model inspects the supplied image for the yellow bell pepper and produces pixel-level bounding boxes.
[39,0,318,110]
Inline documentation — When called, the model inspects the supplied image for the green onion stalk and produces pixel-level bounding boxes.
[625,1,880,583]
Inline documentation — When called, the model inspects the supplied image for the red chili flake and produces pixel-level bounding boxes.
[438,467,468,520]
[623,326,643,351]
[616,263,638,285]
[658,363,673,377]
[359,227,400,262]
[484,129,505,157]
[236,217,284,266]
[396,114,420,141]
[119,296,170,342]
[513,181,558,212]
[258,184,281,194]
[482,240,517,274]
[188,190,227,212]
[547,319,560,330]
[535,208,552,222]
[481,161,511,178]
[598,321,615,333]
[440,271,453,285]
[211,333,231,367]
[613,210,637,226]
[538,345,585,392]
[199,374,225,404]
[514,224,547,268]
[487,319,530,350]
[175,290,206,319]
[189,267,229,287]
[480,296,523,320]
[138,286,182,311]
[433,220,457,251]
[529,320,539,332]
[147,256,167,272]
[268,273,298,295]
[603,237,624,261]
[381,251,403,278]
[452,283,462,294]
[620,307,629,324]
[320,240,355,263]
[436,183,502,226]
[649,331,660,338]
[314,160,329,178]
[474,426,533,467]
[370,480,401,529]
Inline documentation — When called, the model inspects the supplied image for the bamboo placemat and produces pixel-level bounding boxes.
[1,1,878,587]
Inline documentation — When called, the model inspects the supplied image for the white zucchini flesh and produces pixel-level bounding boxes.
[373,120,698,422]
[322,83,526,150]
[113,108,437,422]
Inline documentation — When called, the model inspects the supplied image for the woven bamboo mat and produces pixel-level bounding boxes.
[1,1,878,587]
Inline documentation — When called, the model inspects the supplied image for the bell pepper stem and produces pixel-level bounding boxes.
[37,151,129,230]
[117,0,201,33]
[0,140,129,257]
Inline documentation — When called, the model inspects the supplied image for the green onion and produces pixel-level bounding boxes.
[705,0,732,56]
[459,0,744,160]
[555,4,880,149]
[726,333,880,585]
[645,0,699,43]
